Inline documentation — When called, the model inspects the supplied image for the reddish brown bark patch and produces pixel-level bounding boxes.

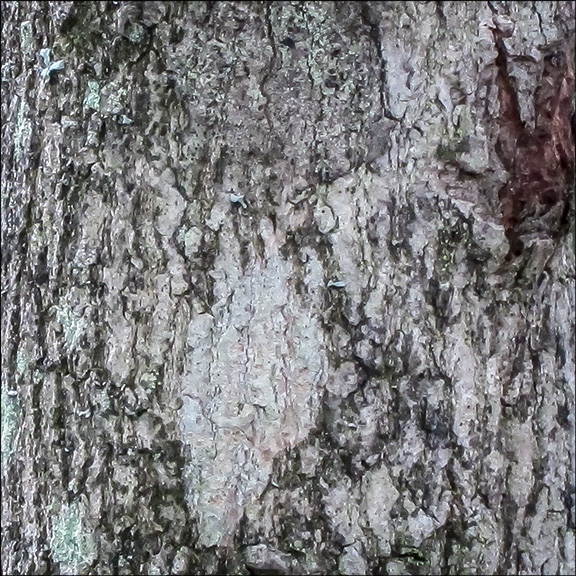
[492,32,575,257]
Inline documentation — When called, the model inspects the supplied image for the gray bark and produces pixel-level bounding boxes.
[1,2,574,575]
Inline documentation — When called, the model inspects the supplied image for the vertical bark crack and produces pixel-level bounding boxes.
[360,2,386,123]
[260,3,277,132]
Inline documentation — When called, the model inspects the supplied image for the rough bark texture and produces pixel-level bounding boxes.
[1,2,575,575]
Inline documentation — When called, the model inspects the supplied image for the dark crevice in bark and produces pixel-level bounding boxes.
[260,2,277,132]
[360,2,386,123]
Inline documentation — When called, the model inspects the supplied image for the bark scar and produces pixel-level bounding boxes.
[492,29,575,257]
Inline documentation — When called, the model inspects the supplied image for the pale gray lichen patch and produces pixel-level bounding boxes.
[84,81,101,111]
[117,114,133,125]
[37,48,65,83]
[50,500,97,574]
[128,23,146,43]
[362,465,400,556]
[178,226,203,258]
[145,564,162,576]
[314,202,337,234]
[1,386,21,469]
[101,81,128,116]
[15,347,30,378]
[20,21,34,60]
[55,303,85,350]
[14,99,32,163]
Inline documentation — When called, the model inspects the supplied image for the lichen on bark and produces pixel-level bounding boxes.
[1,2,574,575]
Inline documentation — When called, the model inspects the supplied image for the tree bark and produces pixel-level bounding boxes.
[1,2,574,575]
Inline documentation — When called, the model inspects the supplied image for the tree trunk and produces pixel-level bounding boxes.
[1,2,574,575]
